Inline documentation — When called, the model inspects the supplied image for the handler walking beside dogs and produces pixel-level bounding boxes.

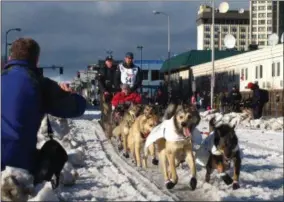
[97,56,120,130]
[1,38,86,200]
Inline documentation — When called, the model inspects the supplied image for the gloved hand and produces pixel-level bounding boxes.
[1,166,35,202]
[104,92,112,103]
[59,83,73,92]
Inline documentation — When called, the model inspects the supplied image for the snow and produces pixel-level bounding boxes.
[200,110,284,132]
[59,111,174,202]
[55,109,283,201]
[7,109,282,201]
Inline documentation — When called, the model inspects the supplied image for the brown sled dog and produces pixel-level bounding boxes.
[112,103,142,157]
[147,103,200,190]
[127,112,159,168]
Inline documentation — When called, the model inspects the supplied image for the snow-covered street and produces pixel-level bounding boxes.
[59,110,174,201]
[59,109,283,201]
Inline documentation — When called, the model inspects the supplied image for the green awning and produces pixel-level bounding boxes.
[160,50,244,73]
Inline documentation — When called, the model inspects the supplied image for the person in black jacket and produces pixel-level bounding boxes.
[97,56,120,130]
[115,52,143,93]
[228,85,242,112]
[247,82,267,119]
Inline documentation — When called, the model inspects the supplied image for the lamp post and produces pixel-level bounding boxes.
[153,10,171,95]
[137,45,143,93]
[210,1,230,108]
[210,0,215,109]
[5,28,21,63]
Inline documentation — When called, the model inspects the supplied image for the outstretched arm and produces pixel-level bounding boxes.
[42,78,86,118]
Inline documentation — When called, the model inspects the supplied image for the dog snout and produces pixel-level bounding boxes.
[181,122,187,127]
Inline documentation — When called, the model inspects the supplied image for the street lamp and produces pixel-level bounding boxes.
[137,45,143,93]
[5,28,22,63]
[209,1,229,108]
[153,10,171,86]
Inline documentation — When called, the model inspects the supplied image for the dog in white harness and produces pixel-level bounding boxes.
[144,104,198,191]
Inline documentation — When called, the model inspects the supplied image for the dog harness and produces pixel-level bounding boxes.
[195,131,240,167]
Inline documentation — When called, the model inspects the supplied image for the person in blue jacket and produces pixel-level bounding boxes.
[1,38,86,173]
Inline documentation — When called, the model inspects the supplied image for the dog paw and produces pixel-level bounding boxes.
[205,174,210,183]
[117,145,123,151]
[123,152,129,158]
[232,182,240,190]
[165,180,176,190]
[221,174,233,185]
[152,158,159,165]
[189,177,197,190]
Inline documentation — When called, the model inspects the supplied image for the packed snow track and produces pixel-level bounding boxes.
[60,109,283,201]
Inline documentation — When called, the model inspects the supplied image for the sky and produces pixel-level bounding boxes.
[1,0,248,81]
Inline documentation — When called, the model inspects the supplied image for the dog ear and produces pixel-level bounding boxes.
[209,117,217,128]
[176,104,183,113]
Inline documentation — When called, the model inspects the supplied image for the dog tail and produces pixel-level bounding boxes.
[46,116,54,140]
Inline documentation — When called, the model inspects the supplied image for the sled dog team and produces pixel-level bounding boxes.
[110,103,242,191]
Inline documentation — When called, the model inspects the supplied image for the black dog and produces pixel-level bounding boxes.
[206,119,241,190]
[32,117,68,189]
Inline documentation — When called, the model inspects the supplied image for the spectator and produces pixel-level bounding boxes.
[219,92,227,114]
[202,91,210,109]
[191,91,197,106]
[246,82,269,119]
[1,38,86,186]
[228,85,242,112]
[196,93,202,109]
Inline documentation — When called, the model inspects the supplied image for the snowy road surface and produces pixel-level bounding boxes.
[60,110,174,201]
[61,109,283,201]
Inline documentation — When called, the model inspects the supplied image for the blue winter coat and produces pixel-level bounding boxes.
[1,60,86,172]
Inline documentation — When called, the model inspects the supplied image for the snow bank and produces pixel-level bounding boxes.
[200,111,284,132]
[34,116,87,201]
[28,182,59,202]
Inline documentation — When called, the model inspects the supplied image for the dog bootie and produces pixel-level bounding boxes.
[221,174,233,185]
[152,158,159,165]
[189,177,197,190]
[165,180,176,189]
[123,152,129,158]
[117,144,123,151]
[232,181,240,190]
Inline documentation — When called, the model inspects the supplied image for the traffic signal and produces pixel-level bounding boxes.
[77,71,80,78]
[59,67,63,75]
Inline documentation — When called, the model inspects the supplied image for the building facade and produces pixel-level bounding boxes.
[133,60,164,95]
[189,44,283,92]
[250,0,284,48]
[196,5,250,51]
